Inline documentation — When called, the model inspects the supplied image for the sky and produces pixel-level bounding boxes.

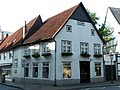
[0,0,120,32]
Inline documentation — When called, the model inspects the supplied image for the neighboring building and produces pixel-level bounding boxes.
[104,7,120,81]
[0,2,105,85]
[0,15,43,80]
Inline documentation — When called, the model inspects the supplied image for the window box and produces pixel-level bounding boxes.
[23,55,30,58]
[62,52,73,56]
[80,53,91,57]
[32,53,40,58]
[42,53,51,56]
[94,54,103,57]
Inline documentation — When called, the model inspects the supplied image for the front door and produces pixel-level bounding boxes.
[80,61,90,83]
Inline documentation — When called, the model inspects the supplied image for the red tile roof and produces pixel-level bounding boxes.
[0,16,38,52]
[24,5,78,44]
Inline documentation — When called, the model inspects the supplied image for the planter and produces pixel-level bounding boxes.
[80,53,91,57]
[23,55,30,58]
[62,52,73,56]
[94,54,103,57]
[32,54,40,58]
[42,53,51,56]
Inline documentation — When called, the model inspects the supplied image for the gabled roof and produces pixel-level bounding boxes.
[109,7,120,25]
[0,15,43,53]
[24,4,78,44]
[24,2,105,44]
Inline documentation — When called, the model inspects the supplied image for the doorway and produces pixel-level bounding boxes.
[80,61,90,83]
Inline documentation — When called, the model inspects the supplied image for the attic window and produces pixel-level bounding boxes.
[77,21,85,26]
[66,25,72,32]
[91,29,95,36]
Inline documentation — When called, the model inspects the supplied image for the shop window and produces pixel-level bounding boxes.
[62,62,71,79]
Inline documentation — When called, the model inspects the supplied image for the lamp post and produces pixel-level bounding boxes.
[109,51,113,83]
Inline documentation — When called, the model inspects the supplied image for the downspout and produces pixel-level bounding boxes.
[54,40,57,86]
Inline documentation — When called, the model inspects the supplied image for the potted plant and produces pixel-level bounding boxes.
[32,53,40,58]
[23,55,30,58]
[62,52,73,56]
[42,53,51,56]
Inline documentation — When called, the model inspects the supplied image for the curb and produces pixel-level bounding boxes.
[0,83,24,90]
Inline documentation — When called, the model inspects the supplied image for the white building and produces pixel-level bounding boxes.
[103,6,120,81]
[0,2,105,85]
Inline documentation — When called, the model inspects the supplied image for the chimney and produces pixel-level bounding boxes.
[23,21,27,38]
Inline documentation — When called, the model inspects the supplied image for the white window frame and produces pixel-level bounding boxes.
[62,40,72,53]
[24,47,30,56]
[14,59,18,68]
[42,43,50,54]
[62,62,72,79]
[80,42,89,54]
[24,63,30,77]
[32,44,40,55]
[42,62,50,79]
[94,44,101,55]
[66,25,72,32]
[91,29,95,36]
[32,62,39,78]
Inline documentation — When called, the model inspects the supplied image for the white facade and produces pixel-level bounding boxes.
[11,19,104,85]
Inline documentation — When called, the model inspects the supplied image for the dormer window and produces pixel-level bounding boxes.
[66,25,72,32]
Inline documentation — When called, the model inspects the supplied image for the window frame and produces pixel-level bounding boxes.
[42,42,50,54]
[42,62,50,79]
[66,25,72,32]
[61,40,72,53]
[91,29,95,36]
[14,59,18,68]
[32,62,39,78]
[80,42,89,54]
[95,62,101,76]
[24,63,30,77]
[94,44,101,55]
[62,62,72,79]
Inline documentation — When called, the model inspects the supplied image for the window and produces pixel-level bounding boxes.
[24,47,30,56]
[24,63,29,77]
[77,21,85,26]
[66,25,72,32]
[32,62,38,78]
[32,44,40,55]
[14,59,18,68]
[62,62,71,79]
[4,53,6,60]
[95,62,101,76]
[80,42,89,54]
[62,40,72,53]
[42,62,50,79]
[94,44,101,55]
[42,43,50,54]
[91,29,95,36]
[9,51,12,59]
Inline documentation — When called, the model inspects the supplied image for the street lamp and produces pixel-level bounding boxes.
[109,51,114,83]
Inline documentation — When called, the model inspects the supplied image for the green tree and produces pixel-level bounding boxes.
[88,9,116,54]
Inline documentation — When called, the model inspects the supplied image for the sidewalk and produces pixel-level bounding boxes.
[1,80,120,90]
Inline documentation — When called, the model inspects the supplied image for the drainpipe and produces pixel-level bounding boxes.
[54,40,57,86]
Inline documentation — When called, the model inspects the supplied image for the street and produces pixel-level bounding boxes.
[80,85,120,90]
[0,84,21,90]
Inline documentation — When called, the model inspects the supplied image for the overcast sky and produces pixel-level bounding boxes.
[0,0,120,32]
